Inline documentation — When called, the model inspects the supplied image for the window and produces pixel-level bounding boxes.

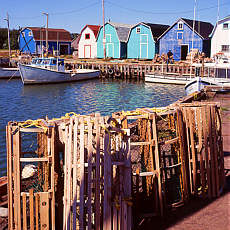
[223,23,229,29]
[178,22,183,30]
[136,27,141,33]
[28,31,32,36]
[221,45,229,52]
[177,32,183,40]
[85,33,90,39]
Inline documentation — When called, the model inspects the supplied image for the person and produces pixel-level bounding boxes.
[167,50,173,64]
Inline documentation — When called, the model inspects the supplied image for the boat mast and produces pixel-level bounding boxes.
[190,0,197,78]
[102,0,106,58]
[43,12,49,56]
[4,12,11,65]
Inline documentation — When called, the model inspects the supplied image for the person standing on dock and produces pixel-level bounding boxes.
[167,50,173,64]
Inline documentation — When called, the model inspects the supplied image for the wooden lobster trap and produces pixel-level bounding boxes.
[6,120,56,230]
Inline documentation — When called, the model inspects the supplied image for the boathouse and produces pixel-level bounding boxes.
[97,22,133,59]
[18,27,72,55]
[158,18,213,61]
[211,15,230,58]
[127,22,169,59]
[78,25,100,58]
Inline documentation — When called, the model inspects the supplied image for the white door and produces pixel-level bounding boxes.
[84,45,91,58]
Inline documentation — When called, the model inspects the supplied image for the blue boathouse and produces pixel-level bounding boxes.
[97,22,132,59]
[18,27,72,55]
[158,18,213,61]
[127,22,169,59]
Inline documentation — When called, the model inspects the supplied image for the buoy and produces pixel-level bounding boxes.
[22,164,37,179]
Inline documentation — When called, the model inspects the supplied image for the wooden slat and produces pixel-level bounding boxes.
[151,113,164,217]
[95,115,101,230]
[51,127,56,230]
[6,124,13,230]
[29,189,34,230]
[188,109,197,194]
[208,106,216,197]
[22,193,27,230]
[20,157,49,162]
[211,106,220,197]
[72,117,79,230]
[35,193,39,230]
[87,117,93,230]
[14,127,22,230]
[103,132,111,230]
[79,117,85,229]
[40,192,49,230]
[176,110,189,201]
[197,108,205,198]
[202,106,212,199]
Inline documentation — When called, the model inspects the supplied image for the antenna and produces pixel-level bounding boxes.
[4,12,11,62]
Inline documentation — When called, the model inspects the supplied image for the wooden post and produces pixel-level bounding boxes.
[29,189,34,230]
[151,113,164,216]
[40,192,49,230]
[6,124,13,230]
[22,193,27,230]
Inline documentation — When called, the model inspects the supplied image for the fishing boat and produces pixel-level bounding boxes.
[0,67,20,79]
[185,76,230,95]
[19,57,100,85]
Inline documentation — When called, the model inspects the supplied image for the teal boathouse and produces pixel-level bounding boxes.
[97,22,132,59]
[127,22,169,59]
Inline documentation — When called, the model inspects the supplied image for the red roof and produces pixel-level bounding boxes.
[80,25,101,39]
[26,27,72,42]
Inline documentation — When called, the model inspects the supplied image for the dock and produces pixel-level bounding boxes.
[65,60,230,82]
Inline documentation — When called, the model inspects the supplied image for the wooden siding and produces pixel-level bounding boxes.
[127,24,156,59]
[97,24,121,58]
[159,20,203,61]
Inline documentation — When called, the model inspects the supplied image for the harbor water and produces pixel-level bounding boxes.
[0,78,185,176]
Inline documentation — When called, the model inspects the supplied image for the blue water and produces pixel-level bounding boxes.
[0,78,185,176]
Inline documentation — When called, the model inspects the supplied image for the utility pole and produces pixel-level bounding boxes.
[43,12,49,55]
[4,12,11,62]
[102,0,106,59]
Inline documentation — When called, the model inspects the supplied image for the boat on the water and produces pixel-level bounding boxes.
[19,57,100,85]
[185,76,230,95]
[0,67,20,79]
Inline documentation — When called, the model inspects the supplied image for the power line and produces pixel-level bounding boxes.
[105,0,230,15]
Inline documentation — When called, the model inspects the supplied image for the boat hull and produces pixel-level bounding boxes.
[185,77,230,95]
[145,74,193,85]
[0,68,20,79]
[19,64,100,85]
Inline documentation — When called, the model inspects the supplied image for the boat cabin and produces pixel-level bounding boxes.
[31,57,65,72]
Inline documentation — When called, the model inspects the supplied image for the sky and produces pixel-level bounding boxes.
[0,0,229,33]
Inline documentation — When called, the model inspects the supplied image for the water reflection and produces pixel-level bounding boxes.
[0,79,185,176]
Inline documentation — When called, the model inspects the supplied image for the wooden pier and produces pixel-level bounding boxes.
[65,61,230,80]
[6,98,226,229]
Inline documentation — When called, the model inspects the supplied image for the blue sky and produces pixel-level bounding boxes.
[0,0,229,33]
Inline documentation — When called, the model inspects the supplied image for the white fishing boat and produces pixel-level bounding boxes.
[185,76,230,95]
[0,67,20,79]
[19,57,100,85]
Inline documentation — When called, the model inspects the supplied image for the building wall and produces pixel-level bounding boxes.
[127,24,155,59]
[19,28,36,54]
[159,20,203,61]
[78,27,97,58]
[211,18,230,58]
[97,24,120,58]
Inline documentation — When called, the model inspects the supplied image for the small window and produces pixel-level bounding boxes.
[136,27,141,33]
[177,32,183,40]
[223,23,229,29]
[221,45,229,52]
[28,31,32,36]
[178,22,183,30]
[85,33,90,39]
